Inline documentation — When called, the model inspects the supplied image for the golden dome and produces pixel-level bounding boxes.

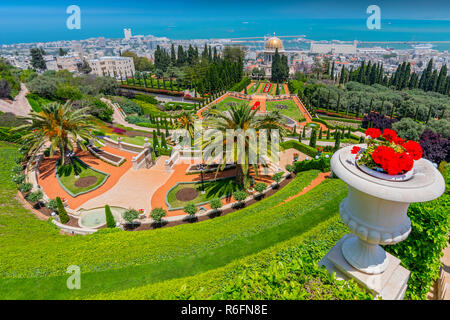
[265,33,283,50]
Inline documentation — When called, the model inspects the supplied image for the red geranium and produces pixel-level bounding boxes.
[365,128,381,139]
[398,152,414,172]
[402,141,423,160]
[382,129,397,142]
[351,146,361,154]
[372,146,395,166]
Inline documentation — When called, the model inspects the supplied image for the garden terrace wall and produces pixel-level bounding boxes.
[87,142,126,167]
[103,137,145,154]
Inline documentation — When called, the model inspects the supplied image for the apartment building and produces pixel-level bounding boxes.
[88,56,135,78]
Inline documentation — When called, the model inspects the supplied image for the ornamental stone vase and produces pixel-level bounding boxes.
[330,144,445,275]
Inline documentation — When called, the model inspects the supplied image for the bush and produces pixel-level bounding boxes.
[151,208,167,224]
[183,203,197,217]
[294,157,331,173]
[385,168,449,299]
[254,182,267,194]
[210,198,222,211]
[272,172,284,186]
[12,174,25,184]
[233,190,248,203]
[134,94,158,105]
[56,197,69,224]
[26,190,43,203]
[105,205,116,228]
[285,164,295,174]
[18,183,32,193]
[280,140,318,158]
[123,209,139,224]
[11,164,23,174]
[46,199,58,212]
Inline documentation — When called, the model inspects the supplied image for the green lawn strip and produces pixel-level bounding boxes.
[87,216,370,300]
[56,159,108,196]
[213,97,249,112]
[166,177,241,209]
[0,179,346,299]
[108,134,147,146]
[26,95,55,112]
[266,99,305,122]
[247,82,259,95]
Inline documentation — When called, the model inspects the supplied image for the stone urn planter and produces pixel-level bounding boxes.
[330,144,445,276]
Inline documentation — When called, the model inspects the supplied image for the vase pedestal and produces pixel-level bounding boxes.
[319,235,410,300]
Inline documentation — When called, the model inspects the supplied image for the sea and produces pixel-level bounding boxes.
[2,18,450,51]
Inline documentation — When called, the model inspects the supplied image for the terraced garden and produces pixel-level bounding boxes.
[0,142,360,299]
[266,99,306,122]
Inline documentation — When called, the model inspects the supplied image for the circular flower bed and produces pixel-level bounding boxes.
[176,188,199,202]
[74,176,98,188]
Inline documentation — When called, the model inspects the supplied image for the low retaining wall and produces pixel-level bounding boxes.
[87,142,126,167]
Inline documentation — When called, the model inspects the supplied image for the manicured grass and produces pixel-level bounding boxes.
[107,134,147,146]
[26,94,55,112]
[266,99,306,122]
[57,159,108,196]
[0,144,348,299]
[166,177,241,209]
[213,97,249,112]
[247,82,259,95]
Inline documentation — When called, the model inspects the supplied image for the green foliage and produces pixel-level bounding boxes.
[105,205,116,228]
[285,164,295,173]
[12,173,25,184]
[26,190,43,203]
[280,140,318,158]
[45,199,58,212]
[385,167,450,300]
[183,203,197,216]
[18,183,32,193]
[272,172,284,184]
[254,182,267,194]
[151,208,167,224]
[392,117,425,141]
[123,209,139,224]
[233,190,248,202]
[309,128,317,148]
[210,198,222,211]
[56,197,69,224]
[295,157,331,173]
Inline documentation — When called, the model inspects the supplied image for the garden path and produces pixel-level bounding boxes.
[0,83,32,117]
[38,146,134,210]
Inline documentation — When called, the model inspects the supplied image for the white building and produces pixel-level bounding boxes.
[56,54,82,72]
[124,28,132,41]
[310,42,357,55]
[88,56,135,78]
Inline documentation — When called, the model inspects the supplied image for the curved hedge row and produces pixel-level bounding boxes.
[280,140,318,157]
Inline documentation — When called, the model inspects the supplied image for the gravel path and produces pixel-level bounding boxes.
[0,83,32,117]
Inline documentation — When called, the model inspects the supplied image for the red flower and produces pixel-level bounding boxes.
[365,128,381,139]
[372,146,395,166]
[398,152,414,172]
[402,141,423,160]
[382,129,397,142]
[393,136,405,145]
[351,146,361,154]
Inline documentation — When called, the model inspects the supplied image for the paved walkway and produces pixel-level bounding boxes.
[38,146,135,210]
[79,156,171,213]
[283,83,290,95]
[0,83,32,117]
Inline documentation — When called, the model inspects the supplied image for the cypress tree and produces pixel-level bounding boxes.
[161,133,167,149]
[436,65,448,94]
[56,197,69,224]
[302,126,306,139]
[334,131,341,151]
[326,129,330,140]
[105,205,115,228]
[309,128,317,148]
[319,127,323,139]
[152,131,159,148]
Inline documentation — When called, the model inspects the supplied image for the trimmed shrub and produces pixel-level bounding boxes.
[254,183,267,196]
[105,205,116,228]
[184,203,197,217]
[12,173,26,184]
[18,183,33,193]
[151,207,167,224]
[272,172,284,187]
[56,197,69,224]
[46,199,58,212]
[123,209,139,225]
[280,140,317,158]
[210,198,222,212]
[233,190,248,204]
[294,157,331,173]
[26,190,43,203]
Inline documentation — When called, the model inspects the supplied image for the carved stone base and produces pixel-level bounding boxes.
[319,235,410,300]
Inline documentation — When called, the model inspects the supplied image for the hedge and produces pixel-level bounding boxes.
[385,167,450,300]
[280,140,318,157]
[121,84,184,97]
[294,157,331,173]
[230,77,251,92]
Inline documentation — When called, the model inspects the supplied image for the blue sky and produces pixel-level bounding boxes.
[0,1,450,43]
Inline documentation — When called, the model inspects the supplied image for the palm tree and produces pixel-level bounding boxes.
[15,102,95,165]
[202,103,286,187]
[175,111,195,140]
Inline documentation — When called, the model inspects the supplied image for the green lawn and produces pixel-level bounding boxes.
[56,159,109,196]
[212,97,249,112]
[0,143,352,299]
[166,177,241,209]
[247,82,259,95]
[266,99,306,122]
[107,134,148,146]
[26,94,55,112]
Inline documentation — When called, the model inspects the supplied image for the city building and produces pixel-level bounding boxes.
[88,56,135,78]
[124,28,132,41]
[310,42,357,55]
